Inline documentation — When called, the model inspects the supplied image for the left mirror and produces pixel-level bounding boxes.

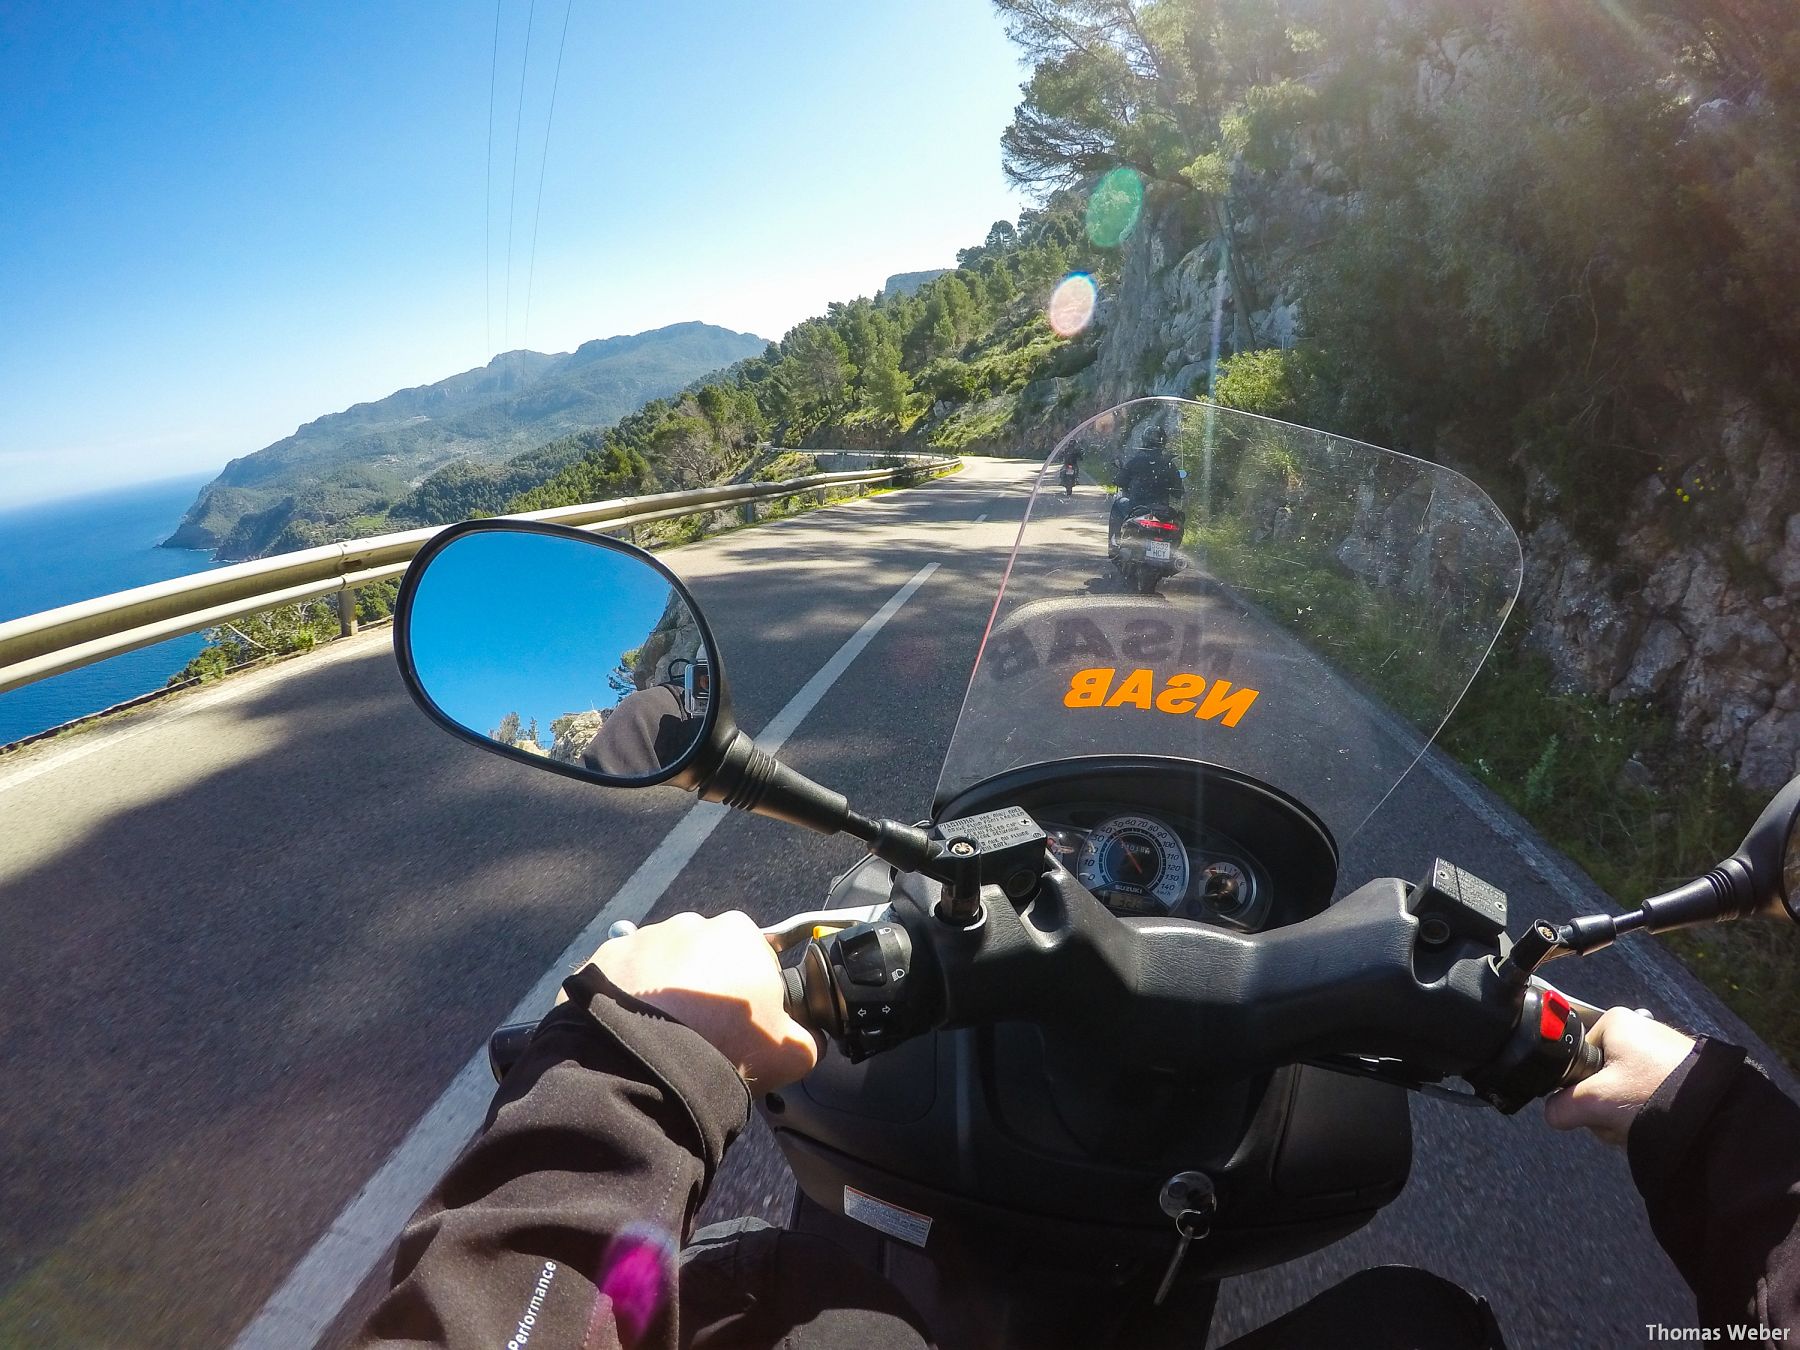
[396,522,719,786]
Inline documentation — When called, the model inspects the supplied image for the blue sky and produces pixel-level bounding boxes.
[0,2,1028,505]
[408,529,677,744]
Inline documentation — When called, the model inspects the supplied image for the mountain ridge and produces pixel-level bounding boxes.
[165,321,767,558]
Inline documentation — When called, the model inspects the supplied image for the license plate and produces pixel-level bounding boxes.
[1145,541,1172,562]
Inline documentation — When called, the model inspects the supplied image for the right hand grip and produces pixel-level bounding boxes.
[782,964,811,1027]
[488,1020,540,1082]
[1561,1031,1605,1086]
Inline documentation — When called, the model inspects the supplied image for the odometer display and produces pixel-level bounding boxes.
[1077,814,1187,911]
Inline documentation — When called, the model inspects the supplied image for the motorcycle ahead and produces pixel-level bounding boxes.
[1110,502,1187,595]
[392,397,1800,1349]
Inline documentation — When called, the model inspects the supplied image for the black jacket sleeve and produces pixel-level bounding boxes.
[582,686,693,779]
[1629,1037,1800,1333]
[357,965,751,1350]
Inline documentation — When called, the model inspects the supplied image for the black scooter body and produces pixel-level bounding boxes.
[758,760,1413,1348]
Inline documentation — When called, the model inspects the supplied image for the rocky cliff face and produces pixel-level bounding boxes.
[1524,398,1800,788]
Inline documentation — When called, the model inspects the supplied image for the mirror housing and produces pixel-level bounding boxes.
[1620,772,1800,938]
[393,520,917,850]
[396,519,731,791]
[1736,771,1800,923]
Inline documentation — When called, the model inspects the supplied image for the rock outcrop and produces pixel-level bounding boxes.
[1524,398,1800,787]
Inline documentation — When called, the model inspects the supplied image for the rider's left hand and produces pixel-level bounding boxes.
[565,910,820,1088]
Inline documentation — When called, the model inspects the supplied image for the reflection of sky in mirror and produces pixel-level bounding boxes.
[407,532,680,744]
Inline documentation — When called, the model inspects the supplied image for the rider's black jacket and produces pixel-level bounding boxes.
[583,685,696,778]
[356,966,930,1350]
[1116,450,1181,506]
[356,974,1800,1348]
[1631,1036,1800,1332]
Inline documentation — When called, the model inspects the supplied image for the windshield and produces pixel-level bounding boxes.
[936,398,1522,846]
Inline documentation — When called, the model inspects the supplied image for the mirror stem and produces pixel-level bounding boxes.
[698,730,854,834]
[1551,859,1759,960]
[843,810,940,875]
[694,731,940,874]
[1637,860,1760,932]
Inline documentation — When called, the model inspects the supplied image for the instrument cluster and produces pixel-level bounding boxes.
[1044,809,1269,931]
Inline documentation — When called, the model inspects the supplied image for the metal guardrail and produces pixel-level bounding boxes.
[0,458,960,697]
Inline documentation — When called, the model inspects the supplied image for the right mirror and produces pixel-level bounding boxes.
[1726,771,1800,923]
[396,522,721,787]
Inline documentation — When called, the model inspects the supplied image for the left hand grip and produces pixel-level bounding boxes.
[488,1021,540,1082]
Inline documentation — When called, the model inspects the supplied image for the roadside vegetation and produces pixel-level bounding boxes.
[167,581,401,684]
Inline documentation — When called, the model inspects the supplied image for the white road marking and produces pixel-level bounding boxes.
[974,513,988,522]
[230,562,941,1349]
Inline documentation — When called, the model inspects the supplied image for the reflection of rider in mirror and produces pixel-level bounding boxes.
[586,676,705,781]
[580,646,708,778]
[1108,423,1186,549]
[575,590,710,778]
[579,683,697,777]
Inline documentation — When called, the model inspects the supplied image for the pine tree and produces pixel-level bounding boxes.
[865,339,912,423]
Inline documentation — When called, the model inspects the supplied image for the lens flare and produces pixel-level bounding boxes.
[1085,166,1144,248]
[593,1224,676,1342]
[1047,273,1097,337]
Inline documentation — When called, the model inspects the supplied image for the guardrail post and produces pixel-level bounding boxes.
[337,587,358,637]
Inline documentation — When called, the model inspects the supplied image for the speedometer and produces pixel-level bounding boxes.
[1076,814,1188,912]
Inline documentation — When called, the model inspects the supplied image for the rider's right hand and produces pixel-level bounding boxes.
[1544,1007,1697,1146]
[578,910,820,1089]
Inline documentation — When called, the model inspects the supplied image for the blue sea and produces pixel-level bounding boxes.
[0,474,220,747]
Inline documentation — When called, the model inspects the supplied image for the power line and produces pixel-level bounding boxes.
[521,0,574,352]
[501,0,538,351]
[483,0,502,359]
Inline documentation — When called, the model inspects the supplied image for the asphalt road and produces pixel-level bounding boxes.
[0,456,1786,1349]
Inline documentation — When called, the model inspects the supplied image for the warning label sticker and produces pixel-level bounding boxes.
[843,1185,933,1248]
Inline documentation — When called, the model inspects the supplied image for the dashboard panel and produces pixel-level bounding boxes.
[1044,808,1269,930]
[936,755,1340,934]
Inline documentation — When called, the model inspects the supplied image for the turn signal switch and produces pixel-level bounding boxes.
[781,919,923,1062]
[1465,985,1603,1113]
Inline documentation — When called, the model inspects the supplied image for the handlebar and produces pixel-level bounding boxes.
[485,880,1609,1114]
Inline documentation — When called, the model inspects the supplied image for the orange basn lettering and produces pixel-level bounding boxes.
[1104,668,1155,709]
[1195,680,1260,726]
[1154,673,1207,715]
[1064,667,1115,707]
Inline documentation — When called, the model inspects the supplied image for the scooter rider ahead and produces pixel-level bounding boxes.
[356,912,1800,1349]
[1108,423,1186,551]
[1059,445,1082,497]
